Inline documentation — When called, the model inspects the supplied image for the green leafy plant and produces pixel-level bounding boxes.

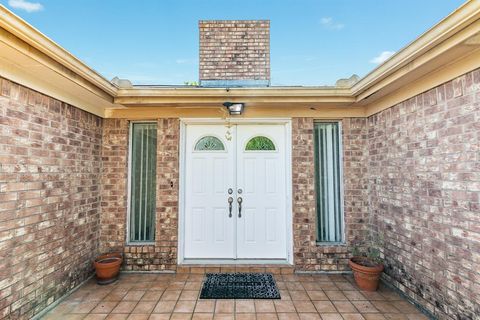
[351,234,384,266]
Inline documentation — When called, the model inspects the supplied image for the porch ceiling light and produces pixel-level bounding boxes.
[223,102,244,115]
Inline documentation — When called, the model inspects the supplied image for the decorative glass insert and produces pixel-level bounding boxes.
[129,122,157,242]
[245,136,276,151]
[194,136,225,151]
[314,122,344,243]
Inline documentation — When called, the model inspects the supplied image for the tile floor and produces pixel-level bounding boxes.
[41,273,428,320]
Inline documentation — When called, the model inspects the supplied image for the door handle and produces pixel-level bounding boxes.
[228,197,233,218]
[237,197,243,218]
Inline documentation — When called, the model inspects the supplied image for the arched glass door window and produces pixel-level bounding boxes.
[245,136,276,151]
[194,136,225,151]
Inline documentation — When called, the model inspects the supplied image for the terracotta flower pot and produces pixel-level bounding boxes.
[348,257,384,291]
[94,252,122,285]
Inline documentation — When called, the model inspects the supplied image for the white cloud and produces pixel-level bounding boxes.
[370,51,396,64]
[8,0,43,12]
[320,17,344,30]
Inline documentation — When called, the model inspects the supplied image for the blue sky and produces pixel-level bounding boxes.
[3,0,465,86]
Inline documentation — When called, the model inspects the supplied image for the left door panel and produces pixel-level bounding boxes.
[184,125,236,258]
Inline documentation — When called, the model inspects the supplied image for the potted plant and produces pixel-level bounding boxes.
[93,252,122,285]
[349,239,384,291]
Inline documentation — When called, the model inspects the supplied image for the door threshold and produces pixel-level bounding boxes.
[181,259,291,265]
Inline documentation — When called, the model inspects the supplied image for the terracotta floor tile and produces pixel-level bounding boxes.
[279,290,292,300]
[301,283,320,291]
[361,314,386,320]
[317,283,338,291]
[47,301,76,315]
[286,283,305,291]
[378,291,403,301]
[192,313,214,320]
[215,300,234,313]
[180,291,199,300]
[83,314,109,320]
[325,291,348,301]
[341,313,365,320]
[106,314,130,320]
[254,300,275,313]
[195,300,215,313]
[142,291,164,302]
[105,290,129,302]
[51,315,85,320]
[370,301,398,313]
[335,283,356,291]
[343,292,366,301]
[313,301,337,313]
[274,300,296,313]
[283,275,300,282]
[133,301,157,314]
[174,300,197,313]
[68,289,90,301]
[150,283,169,291]
[91,301,119,314]
[85,291,111,302]
[127,314,150,320]
[307,291,329,301]
[111,301,138,314]
[290,291,310,301]
[185,282,202,290]
[123,291,147,301]
[319,313,343,320]
[70,301,99,314]
[332,301,357,313]
[382,314,409,320]
[148,314,172,320]
[298,313,321,320]
[162,290,182,301]
[278,313,300,320]
[168,282,187,290]
[360,292,385,301]
[213,314,234,320]
[188,275,205,282]
[154,300,177,313]
[171,314,193,320]
[133,282,153,290]
[293,300,317,313]
[45,274,425,320]
[235,300,255,313]
[351,301,378,314]
[276,282,287,290]
[389,302,419,314]
[236,313,256,320]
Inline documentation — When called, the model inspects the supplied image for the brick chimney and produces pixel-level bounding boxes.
[199,20,270,87]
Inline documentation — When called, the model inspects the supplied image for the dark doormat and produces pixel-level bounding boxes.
[200,273,281,299]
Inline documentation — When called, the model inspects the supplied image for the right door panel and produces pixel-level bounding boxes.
[235,124,287,259]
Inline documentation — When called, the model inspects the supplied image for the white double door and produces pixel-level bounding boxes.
[184,124,288,260]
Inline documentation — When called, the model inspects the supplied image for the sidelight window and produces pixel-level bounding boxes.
[314,122,344,243]
[128,122,157,242]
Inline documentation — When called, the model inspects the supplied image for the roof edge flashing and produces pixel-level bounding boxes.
[199,79,270,88]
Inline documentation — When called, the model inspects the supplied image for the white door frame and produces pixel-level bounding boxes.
[178,118,293,265]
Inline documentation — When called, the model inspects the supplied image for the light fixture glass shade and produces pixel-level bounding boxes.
[223,102,244,115]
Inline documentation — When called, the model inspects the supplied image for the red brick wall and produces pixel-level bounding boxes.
[100,118,179,271]
[0,77,102,319]
[368,69,480,319]
[199,20,270,81]
[292,118,369,271]
[100,119,129,252]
